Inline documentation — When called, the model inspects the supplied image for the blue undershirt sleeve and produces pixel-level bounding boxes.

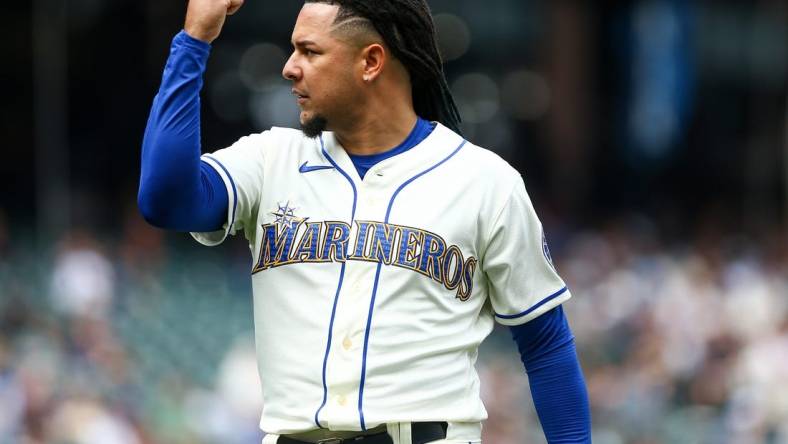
[509,306,592,443]
[138,30,228,232]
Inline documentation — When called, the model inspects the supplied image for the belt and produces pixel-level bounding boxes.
[277,422,447,444]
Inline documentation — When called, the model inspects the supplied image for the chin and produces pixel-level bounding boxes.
[300,114,328,139]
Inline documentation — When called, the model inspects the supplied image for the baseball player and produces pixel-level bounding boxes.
[138,0,592,443]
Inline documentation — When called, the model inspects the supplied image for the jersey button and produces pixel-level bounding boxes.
[342,337,352,350]
[351,281,362,295]
[337,395,347,406]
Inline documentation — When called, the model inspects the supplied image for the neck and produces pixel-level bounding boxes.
[333,95,418,156]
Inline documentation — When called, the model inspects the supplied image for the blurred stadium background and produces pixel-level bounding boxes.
[2,0,788,443]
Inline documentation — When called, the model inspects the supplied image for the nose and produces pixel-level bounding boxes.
[282,52,300,81]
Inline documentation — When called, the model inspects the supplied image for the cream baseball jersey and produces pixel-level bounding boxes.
[191,122,570,438]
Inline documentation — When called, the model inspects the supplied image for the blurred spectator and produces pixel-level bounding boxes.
[49,230,115,320]
[729,322,788,443]
[118,203,167,284]
[0,337,26,443]
[45,398,141,444]
[184,338,263,444]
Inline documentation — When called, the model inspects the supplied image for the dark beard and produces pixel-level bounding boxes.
[300,115,328,139]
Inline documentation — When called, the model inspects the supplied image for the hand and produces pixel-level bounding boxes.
[184,0,244,44]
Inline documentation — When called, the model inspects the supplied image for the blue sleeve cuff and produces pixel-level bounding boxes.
[174,29,212,55]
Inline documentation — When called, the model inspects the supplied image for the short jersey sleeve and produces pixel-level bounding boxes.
[482,177,571,325]
[191,132,269,246]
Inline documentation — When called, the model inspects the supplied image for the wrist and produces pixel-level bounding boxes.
[183,26,216,44]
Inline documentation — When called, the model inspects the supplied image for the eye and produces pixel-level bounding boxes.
[305,49,318,56]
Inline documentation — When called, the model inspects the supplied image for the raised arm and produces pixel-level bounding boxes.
[137,0,244,232]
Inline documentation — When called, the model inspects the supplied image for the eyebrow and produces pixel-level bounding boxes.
[292,39,319,48]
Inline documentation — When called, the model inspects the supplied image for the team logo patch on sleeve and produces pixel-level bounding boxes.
[542,229,555,270]
[253,202,478,300]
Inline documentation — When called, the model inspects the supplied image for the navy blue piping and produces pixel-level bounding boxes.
[494,286,569,320]
[313,136,358,429]
[357,138,467,430]
[202,155,238,230]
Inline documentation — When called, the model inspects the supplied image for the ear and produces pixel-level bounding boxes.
[360,43,386,82]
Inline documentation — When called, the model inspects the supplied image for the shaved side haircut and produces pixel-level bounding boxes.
[305,0,463,134]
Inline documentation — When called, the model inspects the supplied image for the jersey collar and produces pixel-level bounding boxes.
[320,122,464,185]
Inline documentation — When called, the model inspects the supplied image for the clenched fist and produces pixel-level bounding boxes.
[184,0,244,43]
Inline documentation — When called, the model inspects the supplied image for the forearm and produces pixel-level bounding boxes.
[510,307,592,443]
[138,31,227,232]
[526,338,591,443]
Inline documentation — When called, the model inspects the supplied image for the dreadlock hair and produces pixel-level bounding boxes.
[304,0,462,134]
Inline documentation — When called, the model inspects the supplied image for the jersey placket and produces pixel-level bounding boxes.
[321,168,390,430]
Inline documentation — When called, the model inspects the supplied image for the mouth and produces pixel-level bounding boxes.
[292,89,309,103]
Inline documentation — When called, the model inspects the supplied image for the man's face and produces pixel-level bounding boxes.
[282,3,364,137]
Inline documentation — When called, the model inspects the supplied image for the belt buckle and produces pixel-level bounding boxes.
[316,439,344,444]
